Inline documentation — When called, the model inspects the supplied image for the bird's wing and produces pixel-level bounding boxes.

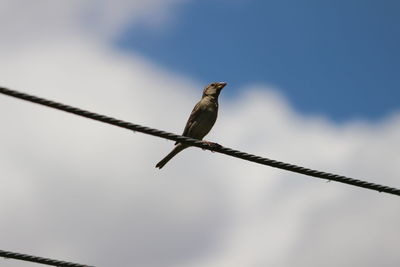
[182,100,202,137]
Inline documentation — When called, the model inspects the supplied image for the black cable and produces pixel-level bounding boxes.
[0,249,93,267]
[1,86,399,196]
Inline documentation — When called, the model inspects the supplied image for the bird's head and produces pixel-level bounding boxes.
[202,82,227,98]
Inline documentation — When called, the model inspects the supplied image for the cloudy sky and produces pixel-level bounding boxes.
[1,1,399,267]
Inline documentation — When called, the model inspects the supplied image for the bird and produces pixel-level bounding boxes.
[155,82,226,169]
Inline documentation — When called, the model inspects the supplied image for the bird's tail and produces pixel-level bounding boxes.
[155,144,187,169]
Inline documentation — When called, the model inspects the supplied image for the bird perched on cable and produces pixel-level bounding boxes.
[155,82,226,169]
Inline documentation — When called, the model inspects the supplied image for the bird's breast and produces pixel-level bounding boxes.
[188,100,218,139]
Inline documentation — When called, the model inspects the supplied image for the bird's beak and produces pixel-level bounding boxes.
[217,82,227,90]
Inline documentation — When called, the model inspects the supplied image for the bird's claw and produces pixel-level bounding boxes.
[202,141,221,151]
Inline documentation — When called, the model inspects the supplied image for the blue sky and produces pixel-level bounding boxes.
[117,0,400,122]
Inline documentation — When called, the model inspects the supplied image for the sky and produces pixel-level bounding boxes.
[0,1,399,267]
[118,0,400,122]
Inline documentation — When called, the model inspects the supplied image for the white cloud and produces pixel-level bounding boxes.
[0,1,399,267]
[0,0,186,46]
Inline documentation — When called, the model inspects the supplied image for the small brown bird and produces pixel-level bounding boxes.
[155,82,226,169]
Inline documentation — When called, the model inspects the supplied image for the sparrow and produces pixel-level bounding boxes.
[155,82,226,169]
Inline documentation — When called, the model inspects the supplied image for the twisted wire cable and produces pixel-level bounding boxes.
[0,249,93,267]
[1,86,399,196]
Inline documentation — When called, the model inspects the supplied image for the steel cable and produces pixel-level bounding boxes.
[0,249,93,267]
[1,86,399,196]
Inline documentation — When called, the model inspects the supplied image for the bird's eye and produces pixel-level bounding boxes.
[211,83,216,86]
